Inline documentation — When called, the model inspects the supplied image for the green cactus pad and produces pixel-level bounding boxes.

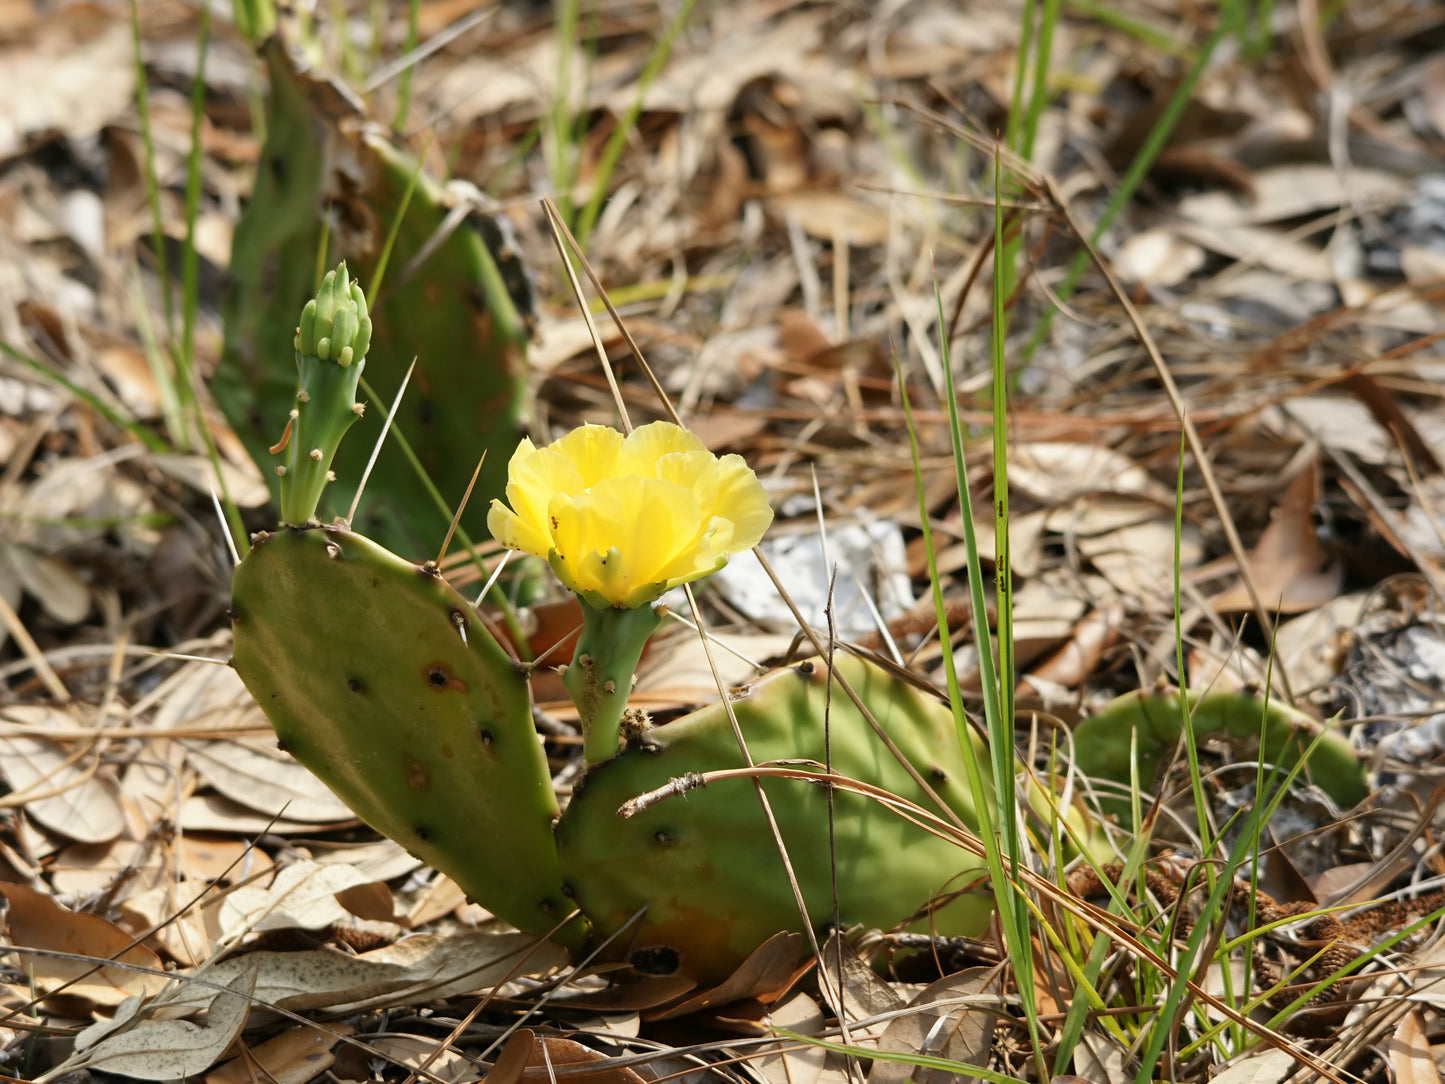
[555,654,998,986]
[230,524,582,947]
[218,39,531,550]
[1072,687,1367,814]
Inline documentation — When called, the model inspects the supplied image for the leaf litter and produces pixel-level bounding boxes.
[2,0,1445,1081]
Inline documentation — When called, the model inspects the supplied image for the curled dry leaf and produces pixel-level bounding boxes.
[369,1034,479,1084]
[1,543,90,624]
[206,1023,355,1084]
[1212,460,1342,615]
[1205,1047,1299,1084]
[755,993,826,1084]
[0,881,167,1009]
[649,930,807,1020]
[1390,1011,1443,1084]
[218,859,382,939]
[510,1034,650,1084]
[0,705,124,843]
[119,878,220,967]
[185,738,355,823]
[162,931,567,1017]
[149,452,270,509]
[868,966,1000,1084]
[63,962,256,1081]
[1009,443,1171,505]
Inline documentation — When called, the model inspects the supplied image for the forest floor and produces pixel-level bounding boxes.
[2,0,1445,1081]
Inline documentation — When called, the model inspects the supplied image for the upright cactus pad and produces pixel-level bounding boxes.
[219,38,531,549]
[230,524,582,947]
[555,654,999,986]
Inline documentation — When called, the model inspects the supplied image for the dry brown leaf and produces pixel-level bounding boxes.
[0,880,167,1007]
[1009,443,1171,504]
[64,962,255,1081]
[1206,1047,1300,1083]
[179,793,343,835]
[0,705,124,843]
[207,1023,355,1084]
[218,859,380,938]
[650,931,807,1020]
[161,931,565,1018]
[1,543,89,623]
[50,834,168,899]
[312,838,421,884]
[1390,1012,1443,1084]
[370,1033,480,1084]
[516,1034,649,1084]
[185,738,354,823]
[149,452,269,508]
[0,8,134,159]
[868,966,1000,1084]
[1180,165,1411,227]
[1022,604,1126,691]
[770,191,889,247]
[1212,460,1342,615]
[1114,228,1206,287]
[813,932,904,1045]
[119,878,220,967]
[754,993,826,1084]
[1077,518,1202,602]
[149,659,256,733]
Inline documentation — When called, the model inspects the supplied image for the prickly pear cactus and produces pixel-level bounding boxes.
[231,525,582,946]
[1073,687,1367,815]
[218,37,532,550]
[555,654,999,986]
[229,263,580,947]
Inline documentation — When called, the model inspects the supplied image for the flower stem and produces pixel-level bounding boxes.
[565,602,662,765]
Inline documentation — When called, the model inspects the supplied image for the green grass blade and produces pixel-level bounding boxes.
[391,0,422,131]
[574,0,700,248]
[0,342,168,454]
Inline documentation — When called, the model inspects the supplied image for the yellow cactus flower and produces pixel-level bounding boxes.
[489,421,773,610]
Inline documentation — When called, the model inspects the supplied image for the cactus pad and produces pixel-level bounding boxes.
[230,524,582,946]
[1073,687,1367,814]
[555,654,998,986]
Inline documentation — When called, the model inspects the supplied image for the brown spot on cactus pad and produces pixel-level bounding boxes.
[423,662,468,693]
[405,756,428,790]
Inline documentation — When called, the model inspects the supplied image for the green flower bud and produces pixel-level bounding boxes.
[295,263,372,368]
[277,262,373,524]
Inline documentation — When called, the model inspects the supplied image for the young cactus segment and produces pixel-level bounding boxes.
[230,524,584,948]
[563,603,663,765]
[1072,687,1368,815]
[276,263,372,525]
[556,653,999,987]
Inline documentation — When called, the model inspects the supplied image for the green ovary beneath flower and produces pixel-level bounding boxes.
[488,421,773,609]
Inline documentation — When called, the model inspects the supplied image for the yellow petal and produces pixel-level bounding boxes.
[490,421,772,604]
[616,421,707,478]
[550,477,704,607]
[549,424,625,488]
[712,453,773,551]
